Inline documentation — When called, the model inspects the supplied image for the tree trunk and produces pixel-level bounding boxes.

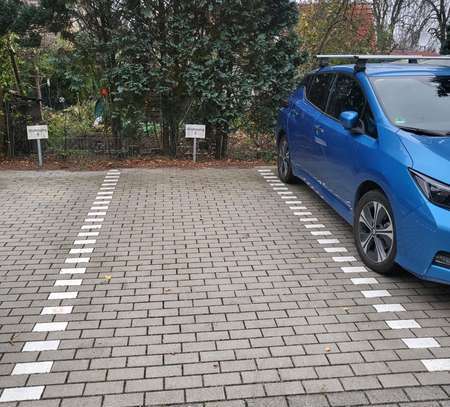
[7,37,23,96]
[214,127,229,160]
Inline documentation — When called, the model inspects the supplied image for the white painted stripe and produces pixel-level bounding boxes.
[351,278,378,285]
[0,386,44,402]
[101,183,116,186]
[23,340,60,352]
[402,338,440,349]
[263,176,278,179]
[273,187,288,191]
[324,247,348,253]
[100,187,115,190]
[12,361,53,375]
[48,292,77,300]
[286,201,302,204]
[421,359,450,371]
[70,248,93,254]
[81,225,102,230]
[65,257,89,263]
[60,267,86,274]
[33,322,68,332]
[277,191,293,195]
[85,218,104,222]
[294,212,312,216]
[258,169,272,172]
[386,319,420,329]
[373,303,405,312]
[41,306,73,315]
[78,231,99,237]
[289,206,307,210]
[305,224,325,229]
[88,212,106,216]
[54,279,82,286]
[341,266,367,273]
[361,290,390,298]
[97,192,113,195]
[91,206,108,210]
[318,239,340,244]
[281,195,297,199]
[269,183,284,186]
[332,256,357,262]
[300,218,319,222]
[74,240,96,245]
[311,231,332,236]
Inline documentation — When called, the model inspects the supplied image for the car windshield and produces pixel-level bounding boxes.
[371,75,450,135]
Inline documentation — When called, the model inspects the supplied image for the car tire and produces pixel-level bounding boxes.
[354,190,397,274]
[277,136,295,184]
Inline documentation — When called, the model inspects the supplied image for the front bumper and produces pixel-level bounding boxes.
[396,199,450,284]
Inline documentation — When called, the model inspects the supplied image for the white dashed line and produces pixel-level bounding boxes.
[332,256,357,262]
[351,278,378,285]
[65,257,90,263]
[33,322,68,332]
[41,306,73,315]
[402,338,440,349]
[12,362,53,375]
[324,247,348,253]
[305,224,325,229]
[294,212,312,216]
[81,225,102,230]
[85,218,104,222]
[0,386,44,402]
[311,231,332,236]
[373,303,405,312]
[54,279,82,287]
[88,212,107,216]
[361,290,391,298]
[78,231,99,237]
[70,248,93,254]
[74,240,96,245]
[341,266,367,273]
[318,239,340,244]
[386,319,421,329]
[421,359,450,371]
[48,292,77,300]
[60,268,86,274]
[22,340,60,352]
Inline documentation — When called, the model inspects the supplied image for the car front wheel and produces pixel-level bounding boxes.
[354,190,397,274]
[277,136,294,183]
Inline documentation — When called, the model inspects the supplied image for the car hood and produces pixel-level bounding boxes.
[398,131,450,184]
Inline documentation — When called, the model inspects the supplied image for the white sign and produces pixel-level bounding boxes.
[27,125,49,140]
[185,124,206,139]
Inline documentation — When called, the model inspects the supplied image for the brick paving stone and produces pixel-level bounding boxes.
[3,168,450,407]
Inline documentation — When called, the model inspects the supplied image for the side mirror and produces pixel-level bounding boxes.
[339,111,359,131]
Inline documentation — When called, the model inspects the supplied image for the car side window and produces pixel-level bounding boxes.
[307,73,334,112]
[327,74,377,138]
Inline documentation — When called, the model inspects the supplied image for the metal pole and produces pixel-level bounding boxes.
[36,139,43,168]
[193,138,197,163]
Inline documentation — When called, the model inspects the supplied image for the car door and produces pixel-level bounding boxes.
[314,73,376,208]
[288,73,335,178]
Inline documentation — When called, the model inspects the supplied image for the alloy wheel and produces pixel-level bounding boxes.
[278,139,290,179]
[358,201,394,263]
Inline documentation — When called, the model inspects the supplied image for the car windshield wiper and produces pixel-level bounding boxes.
[398,126,450,137]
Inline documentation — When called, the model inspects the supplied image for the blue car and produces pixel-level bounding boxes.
[276,55,450,283]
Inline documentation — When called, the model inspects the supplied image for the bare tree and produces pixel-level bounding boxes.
[423,0,450,52]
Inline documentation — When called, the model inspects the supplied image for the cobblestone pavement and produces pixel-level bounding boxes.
[1,167,450,407]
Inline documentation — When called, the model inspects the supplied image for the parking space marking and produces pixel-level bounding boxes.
[60,267,86,274]
[48,292,78,300]
[33,322,68,332]
[318,239,340,244]
[402,338,440,348]
[324,247,348,253]
[65,257,90,263]
[421,359,450,371]
[81,224,102,230]
[91,206,108,210]
[69,248,93,254]
[311,231,332,236]
[22,340,60,352]
[41,306,73,315]
[74,239,96,245]
[351,278,378,285]
[12,361,53,375]
[54,279,82,286]
[78,231,99,237]
[386,319,421,329]
[361,290,391,298]
[332,256,357,262]
[305,224,325,229]
[341,266,368,273]
[373,303,405,312]
[0,387,44,402]
[85,218,104,222]
[88,211,107,216]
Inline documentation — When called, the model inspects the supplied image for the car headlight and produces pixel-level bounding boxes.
[410,169,450,209]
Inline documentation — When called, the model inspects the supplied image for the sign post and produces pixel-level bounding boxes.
[27,125,49,168]
[185,124,206,163]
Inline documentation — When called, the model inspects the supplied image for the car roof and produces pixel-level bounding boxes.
[315,63,450,77]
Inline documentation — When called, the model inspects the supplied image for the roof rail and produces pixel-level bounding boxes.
[316,54,450,72]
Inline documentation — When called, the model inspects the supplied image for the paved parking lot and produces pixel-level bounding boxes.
[1,167,450,407]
